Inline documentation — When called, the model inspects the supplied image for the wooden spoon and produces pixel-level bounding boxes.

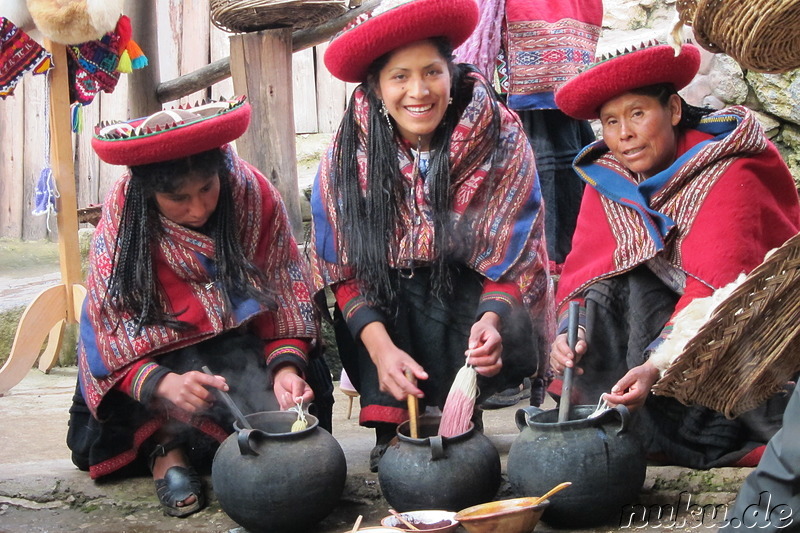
[405,369,419,439]
[390,508,420,531]
[532,481,572,506]
[351,514,363,532]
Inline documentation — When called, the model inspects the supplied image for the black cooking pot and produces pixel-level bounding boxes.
[212,411,346,533]
[507,404,647,528]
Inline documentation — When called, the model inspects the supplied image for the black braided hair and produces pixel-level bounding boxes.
[106,148,275,335]
[331,37,503,314]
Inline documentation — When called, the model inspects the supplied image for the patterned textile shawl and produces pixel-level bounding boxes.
[556,106,800,310]
[504,0,603,108]
[310,72,554,340]
[79,145,317,415]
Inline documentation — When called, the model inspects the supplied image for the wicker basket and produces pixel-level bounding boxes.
[210,0,349,33]
[653,232,800,418]
[675,0,800,73]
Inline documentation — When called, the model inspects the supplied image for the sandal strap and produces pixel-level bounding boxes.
[149,437,184,459]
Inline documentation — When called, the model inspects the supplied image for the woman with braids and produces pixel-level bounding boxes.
[67,97,333,517]
[310,0,554,472]
[549,43,800,468]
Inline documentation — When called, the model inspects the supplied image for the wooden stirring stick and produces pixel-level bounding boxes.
[405,369,419,439]
[390,508,420,530]
[351,514,363,532]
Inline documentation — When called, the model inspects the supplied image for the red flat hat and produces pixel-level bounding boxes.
[324,0,479,83]
[92,96,251,166]
[555,43,702,120]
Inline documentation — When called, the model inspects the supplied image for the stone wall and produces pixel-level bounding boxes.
[601,0,800,185]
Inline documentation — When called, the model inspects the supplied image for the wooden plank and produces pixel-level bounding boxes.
[229,29,303,239]
[0,78,25,238]
[156,0,184,107]
[210,24,234,100]
[314,42,348,133]
[180,0,211,105]
[21,68,48,241]
[293,47,318,134]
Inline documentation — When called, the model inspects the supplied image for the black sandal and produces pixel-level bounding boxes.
[150,441,205,518]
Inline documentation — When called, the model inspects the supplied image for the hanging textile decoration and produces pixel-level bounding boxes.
[0,16,53,99]
[66,14,148,107]
[32,81,59,229]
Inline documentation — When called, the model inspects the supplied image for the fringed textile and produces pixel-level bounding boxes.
[79,145,318,416]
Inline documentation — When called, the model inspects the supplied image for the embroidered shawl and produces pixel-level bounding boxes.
[79,145,318,415]
[310,72,554,344]
[503,0,603,109]
[556,106,800,315]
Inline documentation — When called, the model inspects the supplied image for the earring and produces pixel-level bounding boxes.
[380,100,393,131]
[448,97,453,105]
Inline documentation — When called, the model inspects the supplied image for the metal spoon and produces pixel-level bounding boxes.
[531,481,572,506]
[201,365,252,429]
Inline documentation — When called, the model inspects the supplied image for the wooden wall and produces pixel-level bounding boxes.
[0,0,350,240]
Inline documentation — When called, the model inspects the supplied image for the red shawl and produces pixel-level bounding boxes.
[557,106,800,322]
[78,146,318,415]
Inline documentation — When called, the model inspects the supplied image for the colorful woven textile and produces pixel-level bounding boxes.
[79,146,318,416]
[67,29,121,104]
[0,17,52,99]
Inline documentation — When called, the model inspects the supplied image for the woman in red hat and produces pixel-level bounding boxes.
[67,97,333,516]
[549,43,800,468]
[310,0,554,471]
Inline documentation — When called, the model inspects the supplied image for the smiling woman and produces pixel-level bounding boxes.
[309,0,554,473]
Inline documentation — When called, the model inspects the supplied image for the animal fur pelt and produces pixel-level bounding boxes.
[26,0,122,44]
[1,0,34,29]
[650,273,748,376]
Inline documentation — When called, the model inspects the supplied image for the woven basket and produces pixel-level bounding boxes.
[675,0,800,73]
[210,0,349,33]
[652,232,800,418]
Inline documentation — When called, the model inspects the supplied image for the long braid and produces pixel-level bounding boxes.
[212,154,275,311]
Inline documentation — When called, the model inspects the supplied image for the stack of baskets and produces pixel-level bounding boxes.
[210,0,350,33]
[653,232,800,418]
[675,0,800,73]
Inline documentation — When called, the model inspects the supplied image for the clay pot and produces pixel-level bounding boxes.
[212,411,347,533]
[507,405,646,528]
[378,416,501,512]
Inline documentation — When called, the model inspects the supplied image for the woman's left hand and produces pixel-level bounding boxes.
[602,361,660,411]
[273,365,314,410]
[467,312,503,377]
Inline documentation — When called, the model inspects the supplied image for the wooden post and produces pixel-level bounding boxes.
[229,28,303,239]
[0,41,86,395]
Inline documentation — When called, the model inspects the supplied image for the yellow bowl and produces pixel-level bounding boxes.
[380,509,459,532]
[454,497,549,533]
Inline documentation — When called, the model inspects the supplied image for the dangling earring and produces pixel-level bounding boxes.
[448,97,453,105]
[380,100,393,131]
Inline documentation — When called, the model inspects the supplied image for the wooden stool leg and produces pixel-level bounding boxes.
[347,395,353,420]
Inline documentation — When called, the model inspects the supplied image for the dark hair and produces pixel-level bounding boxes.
[106,148,274,334]
[331,36,502,313]
[630,83,714,129]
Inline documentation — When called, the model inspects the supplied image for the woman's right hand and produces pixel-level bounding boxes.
[154,371,229,414]
[360,322,428,402]
[549,328,588,376]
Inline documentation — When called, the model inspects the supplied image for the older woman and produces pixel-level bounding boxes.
[310,0,554,471]
[549,43,800,468]
[67,97,332,517]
